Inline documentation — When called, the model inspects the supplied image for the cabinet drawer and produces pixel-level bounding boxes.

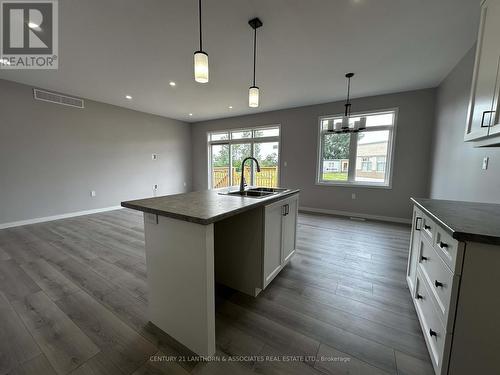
[421,214,436,243]
[434,227,464,274]
[418,236,459,332]
[414,269,451,375]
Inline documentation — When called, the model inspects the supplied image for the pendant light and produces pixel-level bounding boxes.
[329,73,367,133]
[194,0,209,83]
[248,18,263,108]
[342,73,354,130]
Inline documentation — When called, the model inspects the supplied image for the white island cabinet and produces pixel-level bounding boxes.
[122,189,299,357]
[407,198,500,375]
[263,195,298,288]
[214,193,298,296]
[465,0,500,146]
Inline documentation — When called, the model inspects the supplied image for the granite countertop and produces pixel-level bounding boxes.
[411,198,500,245]
[121,189,300,225]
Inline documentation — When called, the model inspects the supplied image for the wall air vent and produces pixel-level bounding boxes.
[33,88,85,109]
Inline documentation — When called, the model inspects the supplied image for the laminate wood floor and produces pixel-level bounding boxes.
[0,209,434,375]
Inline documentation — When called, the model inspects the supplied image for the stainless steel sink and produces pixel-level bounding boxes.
[247,187,288,193]
[226,190,274,198]
[220,187,289,199]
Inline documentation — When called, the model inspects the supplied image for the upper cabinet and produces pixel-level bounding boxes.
[465,0,500,146]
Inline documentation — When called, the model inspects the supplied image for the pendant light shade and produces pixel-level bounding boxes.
[248,18,263,108]
[194,0,209,83]
[194,51,209,83]
[249,86,259,107]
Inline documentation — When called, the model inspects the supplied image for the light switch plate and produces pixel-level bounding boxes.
[482,157,489,170]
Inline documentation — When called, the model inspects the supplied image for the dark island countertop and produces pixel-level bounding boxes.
[411,198,500,245]
[122,189,300,225]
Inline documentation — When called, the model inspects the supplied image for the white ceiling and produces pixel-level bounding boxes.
[0,0,480,122]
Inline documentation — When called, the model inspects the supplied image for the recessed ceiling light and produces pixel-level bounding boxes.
[189,113,193,116]
[228,106,233,109]
[169,81,176,87]
[125,95,132,100]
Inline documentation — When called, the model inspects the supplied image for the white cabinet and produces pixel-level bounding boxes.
[406,206,422,294]
[465,0,500,146]
[263,194,298,288]
[214,193,299,296]
[263,202,284,286]
[407,202,500,375]
[281,196,298,264]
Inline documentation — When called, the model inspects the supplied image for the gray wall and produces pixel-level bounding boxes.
[429,47,500,203]
[192,89,436,221]
[0,79,192,225]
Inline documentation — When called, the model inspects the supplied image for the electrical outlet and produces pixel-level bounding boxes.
[351,193,356,200]
[90,190,96,197]
[482,157,489,170]
[152,154,159,160]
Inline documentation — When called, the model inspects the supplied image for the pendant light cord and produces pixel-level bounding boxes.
[199,0,203,51]
[253,28,257,86]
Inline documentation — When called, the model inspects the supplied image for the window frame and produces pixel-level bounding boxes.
[316,108,398,189]
[207,124,281,189]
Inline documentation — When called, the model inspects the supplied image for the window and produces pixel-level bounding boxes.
[360,157,371,172]
[208,126,280,189]
[317,109,397,187]
[376,156,386,172]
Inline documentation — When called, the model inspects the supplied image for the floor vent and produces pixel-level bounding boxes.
[33,88,85,109]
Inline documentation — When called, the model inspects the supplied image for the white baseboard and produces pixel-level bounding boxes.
[0,206,123,230]
[299,206,411,224]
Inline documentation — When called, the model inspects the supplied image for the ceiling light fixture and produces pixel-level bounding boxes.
[248,18,263,108]
[125,95,132,100]
[228,106,233,109]
[169,81,176,87]
[194,0,209,83]
[189,113,193,116]
[328,73,367,133]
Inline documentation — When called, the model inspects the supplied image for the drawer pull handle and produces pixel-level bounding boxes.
[424,225,431,230]
[420,255,428,262]
[434,280,443,288]
[416,294,423,300]
[481,110,496,128]
[429,329,437,338]
[439,241,448,249]
[415,217,422,230]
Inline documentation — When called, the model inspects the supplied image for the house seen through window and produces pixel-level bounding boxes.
[317,110,397,187]
[208,126,280,189]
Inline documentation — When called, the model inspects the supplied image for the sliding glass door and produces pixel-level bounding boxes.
[208,126,280,189]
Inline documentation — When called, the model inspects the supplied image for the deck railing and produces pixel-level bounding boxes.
[212,166,278,189]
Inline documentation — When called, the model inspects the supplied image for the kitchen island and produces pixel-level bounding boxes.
[121,188,299,356]
[407,198,500,374]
